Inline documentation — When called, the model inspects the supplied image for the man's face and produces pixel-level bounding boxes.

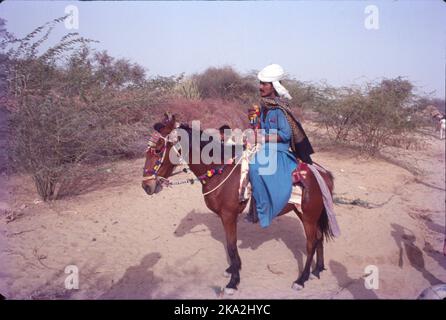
[259,81,275,97]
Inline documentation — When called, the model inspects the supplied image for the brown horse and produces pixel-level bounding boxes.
[142,113,335,294]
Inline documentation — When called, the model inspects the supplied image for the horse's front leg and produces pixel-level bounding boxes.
[220,212,241,295]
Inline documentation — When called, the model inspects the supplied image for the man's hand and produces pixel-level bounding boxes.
[248,109,258,119]
[248,105,260,119]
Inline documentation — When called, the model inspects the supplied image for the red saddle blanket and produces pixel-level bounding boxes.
[292,162,310,187]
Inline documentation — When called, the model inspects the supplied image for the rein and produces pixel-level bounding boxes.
[202,155,244,196]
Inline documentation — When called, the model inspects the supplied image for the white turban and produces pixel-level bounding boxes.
[257,64,292,100]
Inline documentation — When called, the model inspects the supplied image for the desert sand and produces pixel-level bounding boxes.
[0,128,445,299]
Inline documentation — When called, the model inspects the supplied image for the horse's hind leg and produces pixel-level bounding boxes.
[293,220,318,290]
[293,207,325,280]
[311,233,326,279]
[221,212,241,295]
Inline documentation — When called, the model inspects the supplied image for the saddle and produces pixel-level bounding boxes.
[291,162,310,189]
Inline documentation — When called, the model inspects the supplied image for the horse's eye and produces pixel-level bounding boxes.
[147,142,155,148]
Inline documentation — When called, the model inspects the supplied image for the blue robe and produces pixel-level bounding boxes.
[249,108,298,228]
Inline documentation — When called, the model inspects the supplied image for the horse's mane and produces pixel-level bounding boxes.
[179,123,211,149]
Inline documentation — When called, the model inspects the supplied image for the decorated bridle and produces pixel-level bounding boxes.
[142,126,183,182]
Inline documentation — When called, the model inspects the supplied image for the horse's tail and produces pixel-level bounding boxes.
[318,169,335,241]
[319,207,334,241]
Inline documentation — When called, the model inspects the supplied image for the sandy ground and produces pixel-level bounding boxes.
[0,131,445,299]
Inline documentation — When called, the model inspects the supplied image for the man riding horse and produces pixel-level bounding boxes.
[142,64,338,291]
[246,64,314,227]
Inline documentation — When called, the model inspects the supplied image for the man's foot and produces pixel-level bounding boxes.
[244,197,259,224]
[239,197,249,204]
[243,214,258,223]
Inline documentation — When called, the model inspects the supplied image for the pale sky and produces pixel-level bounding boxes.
[1,0,445,98]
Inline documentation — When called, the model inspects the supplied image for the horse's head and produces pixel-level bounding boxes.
[142,112,180,195]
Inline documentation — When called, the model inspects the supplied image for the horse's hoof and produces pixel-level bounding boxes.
[292,283,304,291]
[310,272,321,280]
[223,271,231,278]
[224,287,236,295]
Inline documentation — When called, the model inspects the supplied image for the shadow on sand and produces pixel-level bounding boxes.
[99,252,162,299]
[173,210,307,272]
[329,260,379,299]
[391,223,444,286]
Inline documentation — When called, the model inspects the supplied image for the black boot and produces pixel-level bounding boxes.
[244,196,259,224]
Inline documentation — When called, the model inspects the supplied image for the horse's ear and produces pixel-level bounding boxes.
[153,122,164,132]
[170,114,176,126]
[164,112,173,123]
[164,112,178,130]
